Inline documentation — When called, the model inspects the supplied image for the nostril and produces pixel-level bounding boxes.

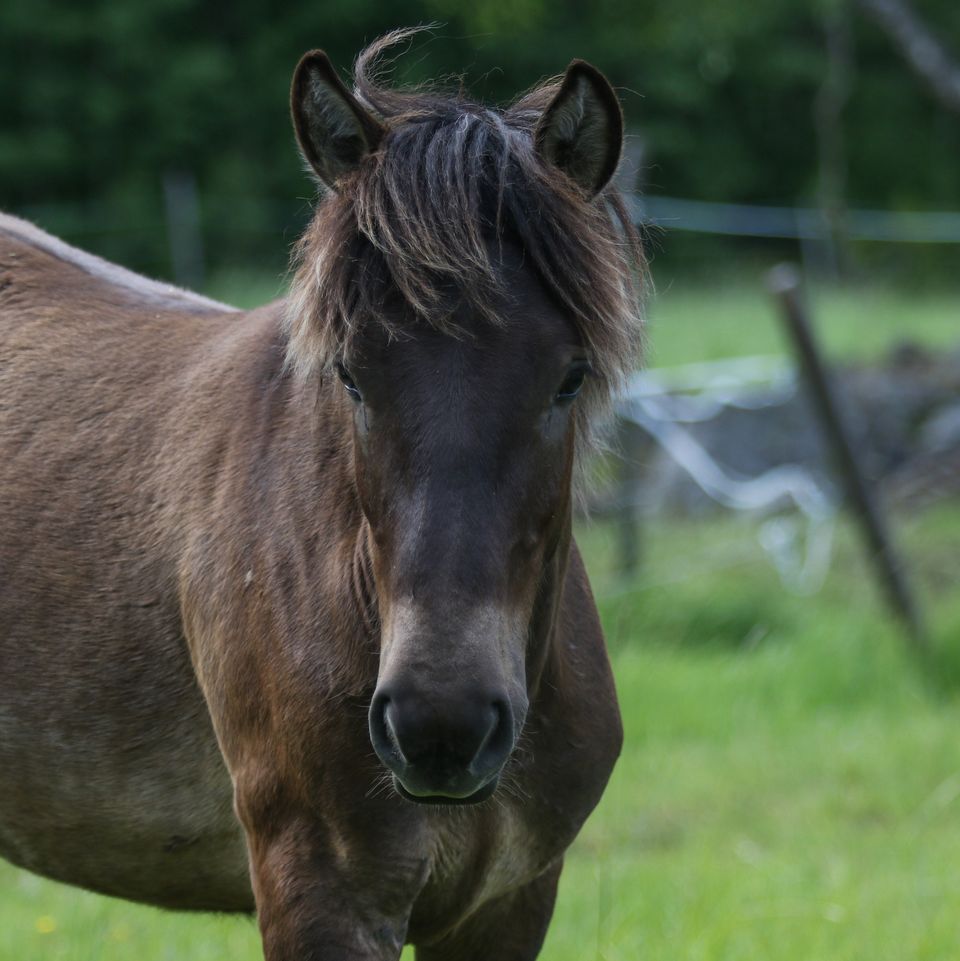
[369,691,405,767]
[472,703,500,757]
[470,698,515,778]
[382,702,407,762]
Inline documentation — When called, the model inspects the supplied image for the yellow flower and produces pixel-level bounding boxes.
[35,915,56,934]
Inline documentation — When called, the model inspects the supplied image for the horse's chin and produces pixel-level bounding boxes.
[392,775,499,806]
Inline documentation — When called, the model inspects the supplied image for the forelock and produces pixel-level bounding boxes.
[285,35,647,468]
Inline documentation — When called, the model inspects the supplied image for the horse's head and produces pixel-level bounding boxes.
[286,34,643,804]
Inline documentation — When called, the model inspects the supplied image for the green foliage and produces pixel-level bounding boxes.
[2,1,959,279]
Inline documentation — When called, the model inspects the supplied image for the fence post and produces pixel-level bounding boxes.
[163,169,205,291]
[767,264,926,649]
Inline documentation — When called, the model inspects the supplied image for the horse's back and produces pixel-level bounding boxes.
[0,213,233,316]
[0,215,252,909]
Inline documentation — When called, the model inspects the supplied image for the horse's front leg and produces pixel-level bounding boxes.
[241,810,418,961]
[414,861,562,961]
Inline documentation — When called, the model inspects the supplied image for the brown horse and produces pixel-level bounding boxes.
[0,32,642,960]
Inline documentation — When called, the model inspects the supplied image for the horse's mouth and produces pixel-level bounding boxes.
[392,775,499,806]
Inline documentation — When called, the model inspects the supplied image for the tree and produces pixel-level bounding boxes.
[855,0,960,114]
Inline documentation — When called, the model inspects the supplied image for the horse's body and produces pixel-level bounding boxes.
[0,213,253,907]
[0,34,639,960]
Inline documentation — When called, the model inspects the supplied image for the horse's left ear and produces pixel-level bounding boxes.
[291,50,386,190]
[535,60,623,198]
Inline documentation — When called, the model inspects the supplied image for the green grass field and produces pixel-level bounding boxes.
[646,277,960,368]
[3,279,959,960]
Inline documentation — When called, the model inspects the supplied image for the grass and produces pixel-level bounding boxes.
[556,506,960,961]
[3,279,959,959]
[645,278,960,368]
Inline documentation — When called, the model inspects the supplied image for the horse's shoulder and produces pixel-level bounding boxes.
[0,212,236,315]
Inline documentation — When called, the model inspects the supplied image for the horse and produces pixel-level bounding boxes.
[0,30,643,960]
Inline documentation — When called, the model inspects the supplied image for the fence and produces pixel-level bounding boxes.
[611,355,837,596]
[13,188,960,288]
[634,195,960,244]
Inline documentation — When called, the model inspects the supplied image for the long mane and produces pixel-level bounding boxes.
[286,29,646,459]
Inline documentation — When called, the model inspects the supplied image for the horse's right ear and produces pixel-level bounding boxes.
[291,51,385,190]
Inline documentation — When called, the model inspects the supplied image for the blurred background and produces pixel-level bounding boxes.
[2,1,959,959]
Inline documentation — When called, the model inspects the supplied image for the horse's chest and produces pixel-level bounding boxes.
[478,806,548,897]
[414,802,549,933]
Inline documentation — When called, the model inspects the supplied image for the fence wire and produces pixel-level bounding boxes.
[617,357,838,594]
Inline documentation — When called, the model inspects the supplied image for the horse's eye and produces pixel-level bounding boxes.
[336,363,362,401]
[337,366,361,398]
[555,365,589,403]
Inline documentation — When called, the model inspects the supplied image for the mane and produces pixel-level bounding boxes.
[286,30,646,461]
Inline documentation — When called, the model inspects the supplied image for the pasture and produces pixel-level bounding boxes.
[3,280,959,960]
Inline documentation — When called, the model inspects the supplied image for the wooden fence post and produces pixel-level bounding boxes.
[768,264,926,649]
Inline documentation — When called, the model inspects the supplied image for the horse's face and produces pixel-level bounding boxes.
[289,49,626,803]
[340,256,583,803]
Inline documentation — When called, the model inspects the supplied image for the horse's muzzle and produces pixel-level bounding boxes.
[368,686,516,803]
